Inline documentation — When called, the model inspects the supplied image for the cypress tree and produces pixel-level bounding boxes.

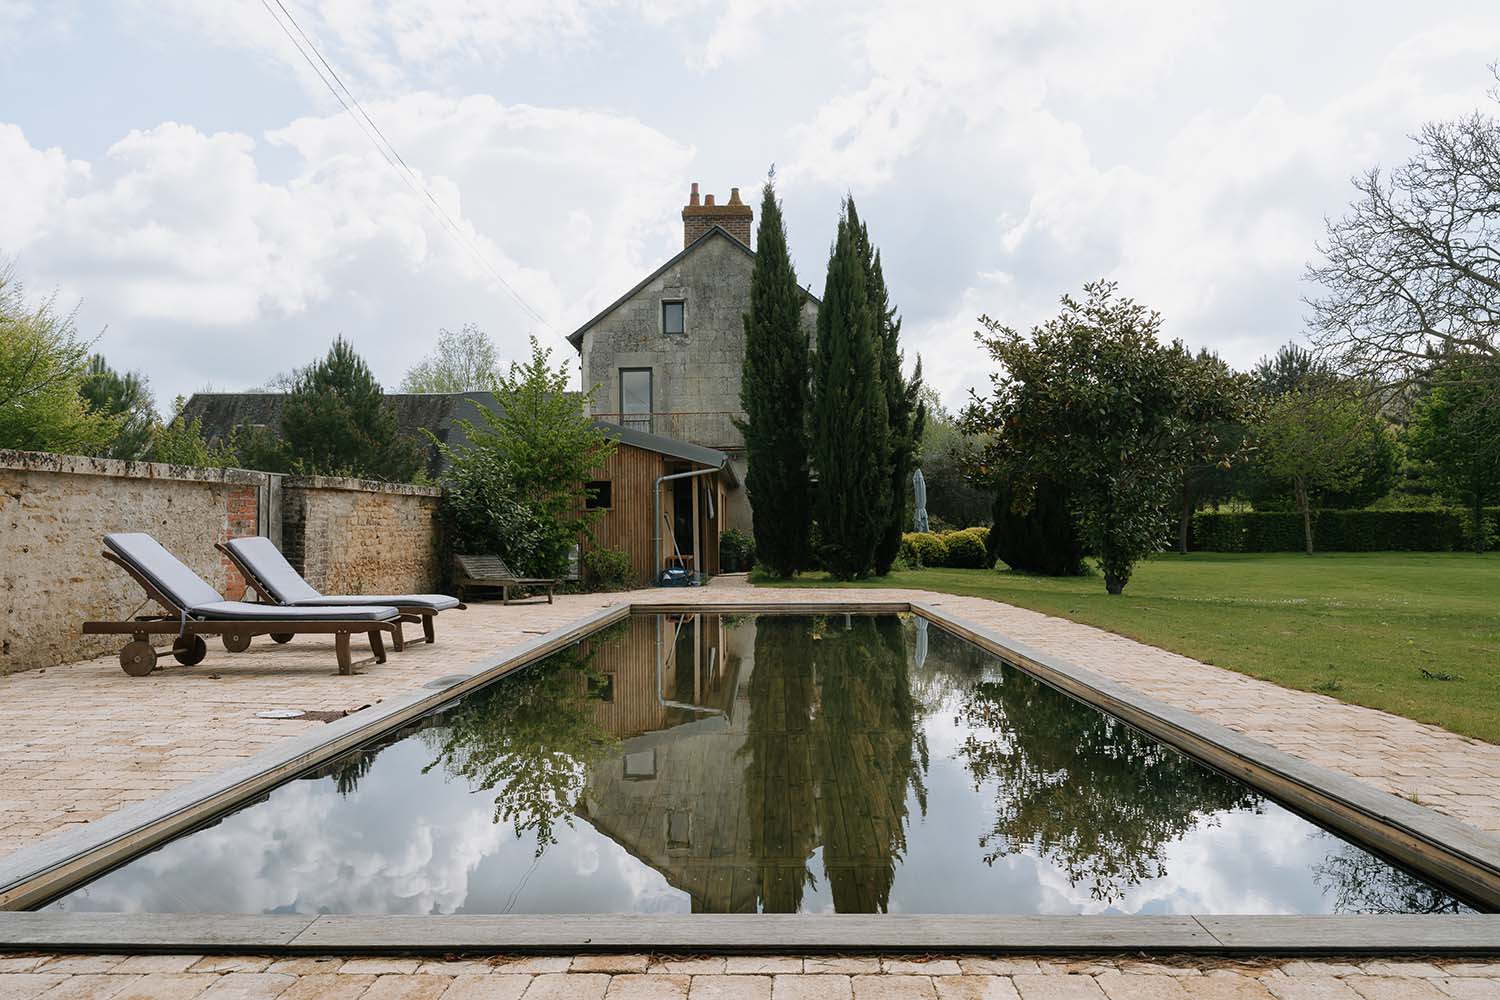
[812,199,890,579]
[739,173,812,576]
[854,229,925,575]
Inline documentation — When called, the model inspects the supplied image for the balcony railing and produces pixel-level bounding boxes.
[593,411,744,451]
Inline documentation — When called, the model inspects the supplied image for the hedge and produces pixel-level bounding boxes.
[1191,508,1500,552]
[900,527,993,568]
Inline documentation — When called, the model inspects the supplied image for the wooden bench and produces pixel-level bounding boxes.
[453,554,559,605]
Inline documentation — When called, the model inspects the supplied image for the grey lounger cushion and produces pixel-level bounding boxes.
[293,594,461,612]
[226,535,460,611]
[190,601,400,622]
[105,533,399,622]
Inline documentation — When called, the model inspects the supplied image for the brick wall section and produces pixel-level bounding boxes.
[0,451,269,672]
[281,475,443,597]
[0,452,446,674]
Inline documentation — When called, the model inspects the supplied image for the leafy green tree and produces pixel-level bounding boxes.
[400,323,501,393]
[1257,387,1393,554]
[853,217,925,576]
[0,265,116,454]
[150,396,238,468]
[440,336,615,577]
[739,174,812,577]
[273,337,424,481]
[964,281,1240,594]
[79,355,156,460]
[1407,357,1500,551]
[811,199,891,579]
[1241,343,1398,511]
[1168,348,1255,553]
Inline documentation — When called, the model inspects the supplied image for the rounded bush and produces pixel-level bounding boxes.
[901,531,949,567]
[941,530,988,568]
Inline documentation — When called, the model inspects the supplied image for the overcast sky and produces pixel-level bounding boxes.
[3,1,1498,413]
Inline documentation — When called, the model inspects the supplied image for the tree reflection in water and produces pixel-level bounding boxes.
[422,627,622,854]
[1313,843,1471,914]
[957,669,1261,904]
[741,615,929,912]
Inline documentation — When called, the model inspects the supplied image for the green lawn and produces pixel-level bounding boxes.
[756,553,1500,744]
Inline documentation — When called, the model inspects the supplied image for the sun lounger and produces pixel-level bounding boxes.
[219,535,464,650]
[84,532,401,676]
[453,553,558,605]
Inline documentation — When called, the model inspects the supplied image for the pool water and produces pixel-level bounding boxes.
[45,613,1472,916]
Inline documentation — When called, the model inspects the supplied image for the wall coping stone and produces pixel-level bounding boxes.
[0,449,269,487]
[283,474,442,497]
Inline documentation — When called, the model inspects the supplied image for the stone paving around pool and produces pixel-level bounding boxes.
[3,584,1499,860]
[0,953,1497,1000]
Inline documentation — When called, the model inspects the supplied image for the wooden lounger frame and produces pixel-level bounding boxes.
[453,553,558,605]
[215,543,466,652]
[84,551,397,676]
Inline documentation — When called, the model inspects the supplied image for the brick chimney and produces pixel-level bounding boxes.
[682,182,753,248]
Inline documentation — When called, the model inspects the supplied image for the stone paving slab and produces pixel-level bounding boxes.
[0,954,1493,1000]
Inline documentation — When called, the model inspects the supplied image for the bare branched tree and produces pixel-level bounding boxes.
[1307,66,1500,389]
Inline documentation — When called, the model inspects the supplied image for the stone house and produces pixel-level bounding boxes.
[568,184,820,536]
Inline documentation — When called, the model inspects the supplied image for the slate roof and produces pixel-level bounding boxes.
[180,391,503,480]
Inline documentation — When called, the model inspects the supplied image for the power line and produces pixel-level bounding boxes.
[257,0,558,335]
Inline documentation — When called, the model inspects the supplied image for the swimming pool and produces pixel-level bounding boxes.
[43,613,1473,916]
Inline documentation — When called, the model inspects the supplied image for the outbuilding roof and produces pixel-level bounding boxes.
[592,420,739,486]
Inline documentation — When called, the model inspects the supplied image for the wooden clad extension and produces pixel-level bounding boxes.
[581,440,725,587]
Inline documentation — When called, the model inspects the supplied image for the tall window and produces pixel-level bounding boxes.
[620,368,652,433]
[662,300,685,336]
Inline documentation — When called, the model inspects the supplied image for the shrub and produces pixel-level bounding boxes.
[1188,508,1498,552]
[720,528,755,572]
[901,531,949,567]
[440,447,549,572]
[581,546,631,591]
[942,529,989,568]
[988,478,1088,576]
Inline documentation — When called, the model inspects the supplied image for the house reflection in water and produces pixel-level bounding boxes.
[575,613,925,914]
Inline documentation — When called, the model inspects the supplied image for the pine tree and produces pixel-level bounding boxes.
[812,199,890,579]
[277,336,424,481]
[739,173,812,576]
[853,225,925,575]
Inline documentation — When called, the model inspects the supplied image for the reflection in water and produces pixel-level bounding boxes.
[421,624,622,853]
[1313,843,1470,914]
[43,614,1475,916]
[956,666,1260,904]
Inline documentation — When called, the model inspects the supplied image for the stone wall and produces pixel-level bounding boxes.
[281,475,443,597]
[0,451,443,674]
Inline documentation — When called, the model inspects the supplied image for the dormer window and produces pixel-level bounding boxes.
[662,300,685,336]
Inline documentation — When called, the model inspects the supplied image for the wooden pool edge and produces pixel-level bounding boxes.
[0,912,1497,954]
[1,596,1498,954]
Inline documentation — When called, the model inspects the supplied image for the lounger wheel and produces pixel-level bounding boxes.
[119,640,157,676]
[172,634,207,666]
[269,633,294,644]
[222,632,252,653]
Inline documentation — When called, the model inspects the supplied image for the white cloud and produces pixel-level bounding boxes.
[800,3,1500,408]
[0,95,691,398]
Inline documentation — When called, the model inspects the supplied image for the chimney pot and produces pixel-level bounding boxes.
[681,182,754,249]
